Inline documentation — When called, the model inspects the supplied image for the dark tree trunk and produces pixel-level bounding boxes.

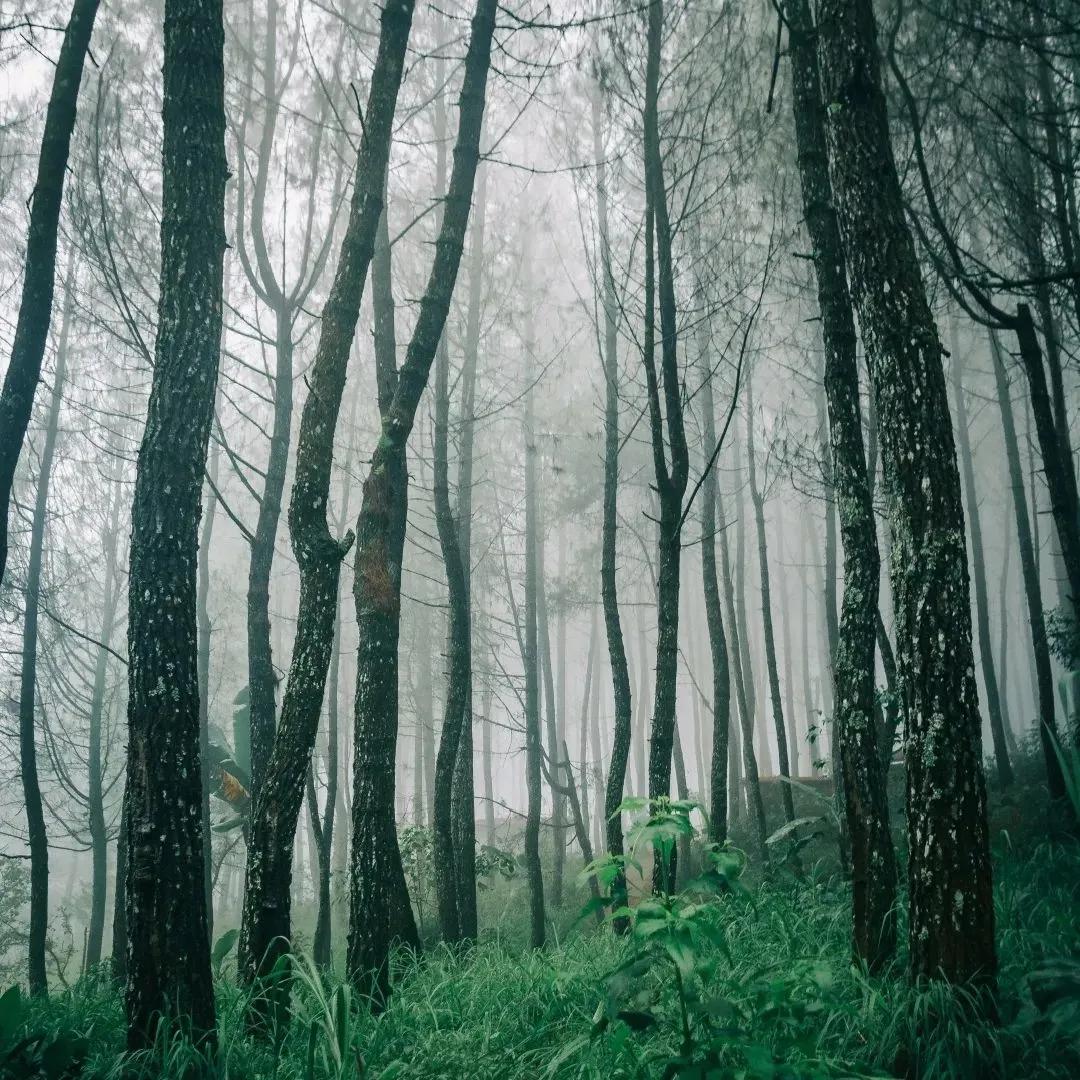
[950,326,1014,788]
[451,166,488,943]
[246,315,293,799]
[86,468,123,971]
[523,376,546,949]
[0,0,100,587]
[111,799,128,983]
[124,0,227,1046]
[697,320,732,844]
[593,59,633,923]
[1013,304,1080,628]
[785,0,896,968]
[744,371,796,823]
[348,0,496,997]
[197,438,218,934]
[818,0,996,986]
[989,329,1064,798]
[537,525,566,907]
[642,0,690,895]
[433,328,471,942]
[19,275,70,995]
[239,0,413,1000]
[717,490,768,863]
[481,684,496,842]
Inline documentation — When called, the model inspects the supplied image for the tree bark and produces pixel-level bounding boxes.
[347,0,497,998]
[697,313,732,844]
[950,324,1014,788]
[124,0,227,1045]
[86,466,123,970]
[818,0,995,985]
[19,272,71,995]
[989,329,1063,798]
[523,369,546,949]
[785,0,896,968]
[744,370,796,823]
[239,0,414,1001]
[0,0,100,586]
[593,55,633,925]
[642,0,690,895]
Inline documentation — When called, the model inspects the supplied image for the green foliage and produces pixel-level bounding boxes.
[12,818,1080,1079]
[1046,608,1080,671]
[581,798,860,1078]
[0,985,87,1079]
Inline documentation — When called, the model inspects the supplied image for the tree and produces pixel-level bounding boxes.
[347,0,498,1000]
[783,0,897,969]
[123,0,228,1047]
[240,0,416,999]
[0,0,100,587]
[818,0,996,985]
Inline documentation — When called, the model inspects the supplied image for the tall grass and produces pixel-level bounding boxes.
[9,837,1079,1079]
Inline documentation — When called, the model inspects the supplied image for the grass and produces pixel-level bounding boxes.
[12,827,1079,1080]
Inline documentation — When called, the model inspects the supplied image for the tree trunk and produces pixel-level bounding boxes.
[348,0,496,997]
[990,329,1063,798]
[744,370,795,823]
[111,799,128,983]
[86,468,123,970]
[197,437,218,935]
[697,311,732,844]
[786,0,896,967]
[537,524,566,907]
[19,273,71,994]
[124,0,227,1045]
[818,0,995,985]
[451,165,488,943]
[717,489,768,863]
[523,372,546,949]
[593,55,633,923]
[642,0,690,895]
[240,0,414,1000]
[0,0,100,586]
[951,323,1014,788]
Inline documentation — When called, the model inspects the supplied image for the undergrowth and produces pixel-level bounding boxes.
[7,830,1079,1080]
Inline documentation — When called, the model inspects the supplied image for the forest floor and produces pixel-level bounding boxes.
[9,764,1080,1079]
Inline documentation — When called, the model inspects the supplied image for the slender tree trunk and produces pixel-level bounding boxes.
[697,313,732,843]
[745,371,795,823]
[348,0,496,997]
[990,329,1063,798]
[247,313,293,798]
[111,799,128,983]
[451,166,487,943]
[718,489,768,863]
[432,327,471,941]
[523,370,546,949]
[197,437,218,935]
[0,0,100,586]
[951,324,1014,788]
[124,0,227,1044]
[537,524,566,907]
[86,471,122,970]
[19,275,71,994]
[818,0,995,985]
[593,58,633,923]
[240,0,414,1001]
[481,684,495,842]
[786,0,896,967]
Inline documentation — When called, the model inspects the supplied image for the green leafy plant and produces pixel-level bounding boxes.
[580,798,861,1078]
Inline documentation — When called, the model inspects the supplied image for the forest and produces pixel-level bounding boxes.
[1,0,1079,1076]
